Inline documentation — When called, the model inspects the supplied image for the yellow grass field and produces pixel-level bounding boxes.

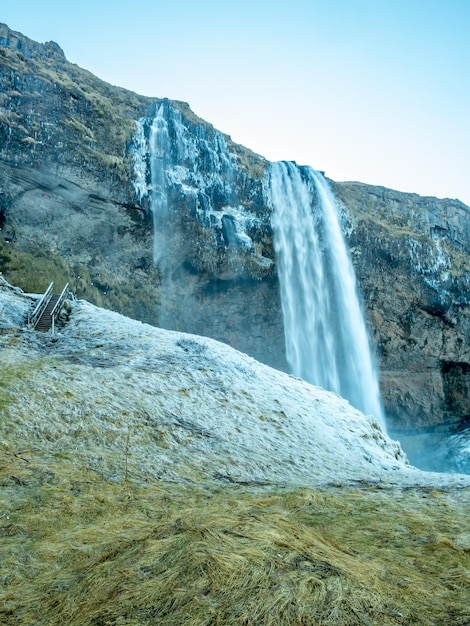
[1,446,468,626]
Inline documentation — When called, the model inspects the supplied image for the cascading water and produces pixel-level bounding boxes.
[133,99,250,260]
[270,161,384,423]
[148,102,171,263]
[134,104,383,423]
[132,100,264,331]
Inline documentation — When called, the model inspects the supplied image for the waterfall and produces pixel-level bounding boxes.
[148,102,171,263]
[133,99,247,260]
[132,100,262,330]
[270,161,384,423]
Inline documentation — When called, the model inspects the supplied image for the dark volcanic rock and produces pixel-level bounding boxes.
[0,23,285,369]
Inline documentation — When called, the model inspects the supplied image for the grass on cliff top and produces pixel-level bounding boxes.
[0,443,469,626]
[0,43,149,183]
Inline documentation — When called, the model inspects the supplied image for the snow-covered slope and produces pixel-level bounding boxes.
[1,282,469,487]
[0,277,36,328]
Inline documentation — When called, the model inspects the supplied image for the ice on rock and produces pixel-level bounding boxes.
[132,100,259,256]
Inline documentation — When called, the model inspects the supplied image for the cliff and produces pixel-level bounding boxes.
[0,23,469,449]
[334,182,470,438]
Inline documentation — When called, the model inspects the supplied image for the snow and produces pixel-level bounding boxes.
[0,278,36,328]
[1,282,469,488]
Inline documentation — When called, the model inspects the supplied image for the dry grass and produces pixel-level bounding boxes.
[0,447,469,625]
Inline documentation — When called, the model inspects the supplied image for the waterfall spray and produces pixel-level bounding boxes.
[270,161,384,423]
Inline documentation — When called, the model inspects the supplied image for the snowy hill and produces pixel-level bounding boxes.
[1,280,468,488]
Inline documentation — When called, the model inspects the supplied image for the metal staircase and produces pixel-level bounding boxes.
[28,282,70,333]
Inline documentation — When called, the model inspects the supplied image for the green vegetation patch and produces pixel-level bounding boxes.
[0,244,73,294]
[0,244,159,323]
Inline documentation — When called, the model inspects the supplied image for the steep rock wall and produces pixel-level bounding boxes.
[0,23,161,320]
[131,100,285,368]
[334,182,470,434]
[0,23,469,436]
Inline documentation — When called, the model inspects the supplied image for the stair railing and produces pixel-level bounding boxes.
[50,283,69,334]
[28,282,54,329]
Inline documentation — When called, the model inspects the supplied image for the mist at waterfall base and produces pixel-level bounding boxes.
[395,428,470,475]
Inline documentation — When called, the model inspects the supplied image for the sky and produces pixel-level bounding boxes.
[2,0,470,205]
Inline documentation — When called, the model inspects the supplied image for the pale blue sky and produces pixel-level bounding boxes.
[2,0,469,205]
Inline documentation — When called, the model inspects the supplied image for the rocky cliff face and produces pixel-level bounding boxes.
[130,100,285,369]
[0,23,164,321]
[0,24,285,369]
[333,182,470,438]
[0,23,469,449]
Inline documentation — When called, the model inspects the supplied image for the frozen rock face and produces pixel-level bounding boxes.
[131,100,285,368]
[0,23,469,444]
